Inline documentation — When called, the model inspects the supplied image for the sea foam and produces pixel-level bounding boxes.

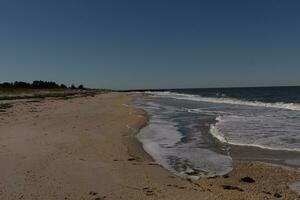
[209,115,300,152]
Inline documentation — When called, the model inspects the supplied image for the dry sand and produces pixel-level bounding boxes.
[0,92,299,199]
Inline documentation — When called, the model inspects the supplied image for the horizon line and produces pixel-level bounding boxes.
[118,85,300,92]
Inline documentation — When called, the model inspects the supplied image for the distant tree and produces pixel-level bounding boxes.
[70,84,76,89]
[14,81,31,88]
[78,84,84,89]
[0,82,13,88]
[32,80,43,88]
[31,80,59,89]
[60,84,67,89]
[0,81,86,90]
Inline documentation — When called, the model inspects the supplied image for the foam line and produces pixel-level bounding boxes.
[146,91,300,111]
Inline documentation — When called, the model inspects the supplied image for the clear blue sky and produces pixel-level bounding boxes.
[0,0,299,89]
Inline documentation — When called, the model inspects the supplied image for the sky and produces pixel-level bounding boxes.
[0,0,299,90]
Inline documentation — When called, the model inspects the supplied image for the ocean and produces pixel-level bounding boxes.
[132,86,300,179]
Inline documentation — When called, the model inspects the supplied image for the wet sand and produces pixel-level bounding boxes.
[230,144,300,168]
[0,92,299,199]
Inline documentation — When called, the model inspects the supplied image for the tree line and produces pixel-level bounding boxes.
[0,81,85,90]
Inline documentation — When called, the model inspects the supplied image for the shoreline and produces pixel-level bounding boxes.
[127,93,300,197]
[0,92,299,199]
[132,92,300,169]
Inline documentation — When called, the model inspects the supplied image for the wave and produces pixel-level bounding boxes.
[209,116,300,152]
[146,91,300,111]
[209,116,228,143]
[137,116,233,178]
[186,108,232,115]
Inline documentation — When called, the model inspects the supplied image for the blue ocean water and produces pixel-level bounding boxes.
[133,86,300,179]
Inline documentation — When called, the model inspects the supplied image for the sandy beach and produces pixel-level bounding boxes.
[0,92,299,200]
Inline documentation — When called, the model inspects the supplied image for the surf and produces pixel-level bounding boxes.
[146,91,300,111]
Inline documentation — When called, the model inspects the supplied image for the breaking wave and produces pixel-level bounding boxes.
[209,116,300,152]
[146,91,300,111]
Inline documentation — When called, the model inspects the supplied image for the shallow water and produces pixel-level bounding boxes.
[290,182,300,195]
[132,87,300,178]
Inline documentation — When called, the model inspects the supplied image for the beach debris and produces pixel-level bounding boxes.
[89,191,98,196]
[207,175,218,179]
[185,171,198,176]
[240,176,255,183]
[131,162,140,165]
[142,187,156,196]
[127,158,135,161]
[148,162,158,165]
[222,174,230,178]
[88,192,106,200]
[186,177,198,183]
[262,191,271,195]
[274,192,282,198]
[0,103,12,112]
[166,184,186,189]
[145,190,154,196]
[222,185,244,192]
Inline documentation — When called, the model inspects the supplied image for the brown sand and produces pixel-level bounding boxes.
[0,93,299,199]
